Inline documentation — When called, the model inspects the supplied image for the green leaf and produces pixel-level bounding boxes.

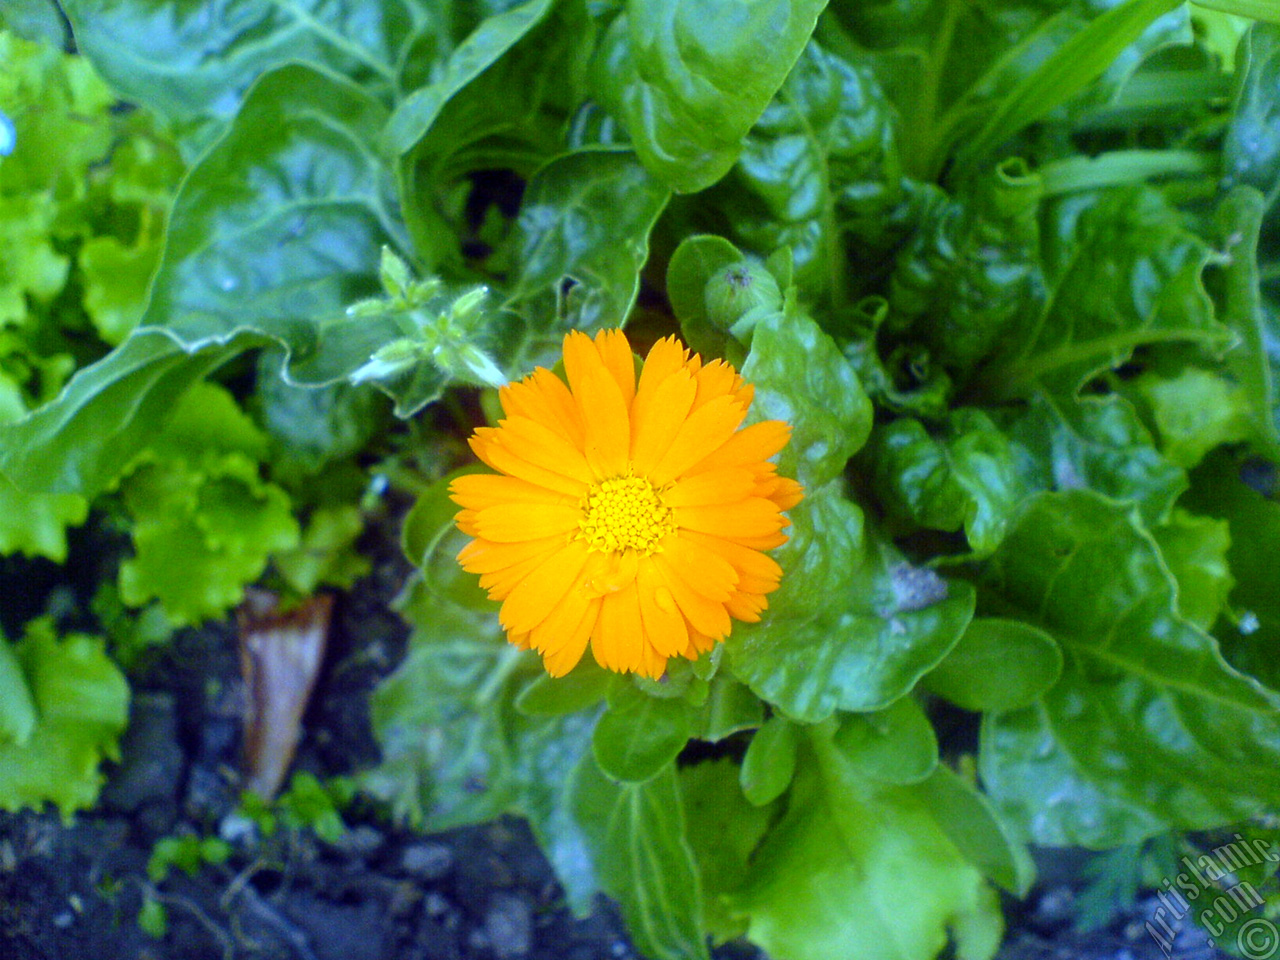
[363,592,538,830]
[0,191,67,324]
[0,621,130,816]
[914,764,1035,897]
[384,0,558,156]
[0,374,88,560]
[1213,186,1280,457]
[137,894,168,939]
[515,662,612,718]
[951,0,1183,178]
[0,0,69,46]
[740,307,873,490]
[831,696,938,786]
[871,408,1024,556]
[979,491,1280,847]
[145,64,401,341]
[680,758,774,942]
[502,150,670,337]
[840,292,954,419]
[592,681,695,784]
[60,0,423,125]
[1184,451,1280,690]
[79,234,163,347]
[1151,509,1233,632]
[890,159,1046,377]
[571,757,710,960]
[665,234,747,363]
[740,715,798,806]
[257,370,387,472]
[987,186,1229,396]
[1002,392,1187,526]
[595,0,827,193]
[1,63,403,498]
[924,618,1062,713]
[119,453,299,625]
[401,467,490,610]
[0,329,259,497]
[107,381,299,624]
[723,39,901,301]
[1224,25,1280,211]
[274,505,371,595]
[697,676,763,742]
[1132,366,1254,468]
[1195,0,1280,24]
[729,735,1001,960]
[730,483,976,722]
[394,0,607,272]
[0,633,36,746]
[144,380,270,463]
[0,472,89,562]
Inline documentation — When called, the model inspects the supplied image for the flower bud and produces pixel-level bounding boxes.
[703,261,782,332]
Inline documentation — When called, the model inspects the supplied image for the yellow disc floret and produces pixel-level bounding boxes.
[578,474,676,554]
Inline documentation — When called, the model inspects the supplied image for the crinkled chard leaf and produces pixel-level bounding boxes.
[985,186,1229,397]
[979,490,1280,847]
[595,0,828,193]
[729,483,975,722]
[721,39,901,299]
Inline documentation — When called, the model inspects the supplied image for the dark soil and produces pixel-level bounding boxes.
[0,528,1238,960]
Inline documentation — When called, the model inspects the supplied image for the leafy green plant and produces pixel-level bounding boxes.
[0,618,129,816]
[2,1,1280,959]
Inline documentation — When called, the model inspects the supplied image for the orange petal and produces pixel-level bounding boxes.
[683,420,791,476]
[594,329,637,405]
[471,434,588,497]
[652,552,731,640]
[725,530,790,551]
[455,508,481,537]
[500,539,591,633]
[565,335,631,478]
[481,551,554,600]
[661,535,738,602]
[473,503,581,542]
[592,583,645,673]
[674,498,785,540]
[692,359,741,410]
[457,534,566,574]
[636,557,689,657]
[581,548,639,597]
[495,416,593,483]
[663,467,758,508]
[683,627,716,659]
[540,597,600,677]
[635,336,692,401]
[680,529,783,583]
[637,637,667,680]
[529,583,590,653]
[726,590,768,622]
[650,395,749,485]
[499,368,584,447]
[450,473,574,510]
[769,476,805,510]
[630,368,697,475]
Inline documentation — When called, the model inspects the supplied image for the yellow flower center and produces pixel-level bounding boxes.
[578,474,675,554]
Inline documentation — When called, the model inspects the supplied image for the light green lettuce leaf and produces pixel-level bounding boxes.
[0,620,129,817]
[728,731,1002,960]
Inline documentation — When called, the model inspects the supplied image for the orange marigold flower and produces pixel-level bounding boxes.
[450,329,804,679]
